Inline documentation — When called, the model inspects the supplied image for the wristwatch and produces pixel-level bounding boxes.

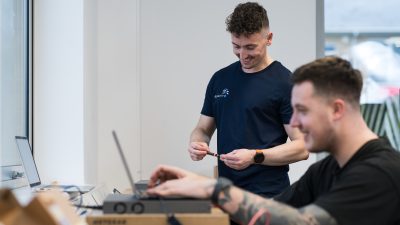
[211,177,233,205]
[253,149,265,164]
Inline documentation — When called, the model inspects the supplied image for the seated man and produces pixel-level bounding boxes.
[147,56,400,225]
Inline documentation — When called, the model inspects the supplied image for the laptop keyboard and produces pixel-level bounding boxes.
[135,189,149,197]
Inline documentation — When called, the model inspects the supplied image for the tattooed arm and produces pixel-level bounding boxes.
[219,185,338,225]
[147,165,338,225]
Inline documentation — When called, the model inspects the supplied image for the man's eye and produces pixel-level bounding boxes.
[299,110,307,115]
[297,108,307,114]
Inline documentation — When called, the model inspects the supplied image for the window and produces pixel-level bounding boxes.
[0,0,31,187]
[325,0,400,149]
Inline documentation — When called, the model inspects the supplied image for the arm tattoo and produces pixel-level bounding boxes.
[299,205,338,225]
[217,187,338,225]
[218,184,232,206]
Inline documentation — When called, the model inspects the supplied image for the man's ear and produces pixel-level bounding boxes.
[332,99,345,121]
[266,32,273,46]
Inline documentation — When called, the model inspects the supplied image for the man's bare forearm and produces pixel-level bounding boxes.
[262,139,308,166]
[217,186,337,225]
[190,115,216,143]
[190,127,214,143]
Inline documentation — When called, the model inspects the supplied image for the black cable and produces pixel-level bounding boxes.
[113,188,121,194]
[74,205,103,210]
[158,197,182,225]
[64,185,105,213]
[167,213,182,225]
[59,185,84,212]
[39,184,105,215]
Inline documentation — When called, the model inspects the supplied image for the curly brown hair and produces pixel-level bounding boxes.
[226,2,269,36]
[292,56,363,107]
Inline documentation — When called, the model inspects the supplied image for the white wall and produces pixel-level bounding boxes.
[138,0,319,183]
[94,0,142,189]
[35,0,322,189]
[94,0,320,189]
[83,0,98,185]
[34,0,84,184]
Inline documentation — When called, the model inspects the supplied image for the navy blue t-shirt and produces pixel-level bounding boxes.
[201,61,293,197]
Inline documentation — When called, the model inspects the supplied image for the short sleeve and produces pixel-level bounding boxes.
[279,82,293,124]
[315,165,400,225]
[200,75,215,117]
[274,164,316,207]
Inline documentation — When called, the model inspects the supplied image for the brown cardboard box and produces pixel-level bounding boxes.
[25,190,83,225]
[86,207,229,225]
[0,189,43,225]
[0,188,84,225]
[0,189,20,217]
[0,189,25,225]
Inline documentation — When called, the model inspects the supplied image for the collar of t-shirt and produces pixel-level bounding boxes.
[332,138,389,176]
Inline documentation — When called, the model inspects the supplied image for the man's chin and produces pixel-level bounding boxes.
[307,144,326,153]
[305,141,322,153]
[308,148,324,153]
[240,61,253,67]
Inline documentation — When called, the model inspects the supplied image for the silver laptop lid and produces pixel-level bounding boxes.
[15,136,42,188]
[112,130,139,196]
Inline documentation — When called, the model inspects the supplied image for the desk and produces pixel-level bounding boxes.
[86,207,229,225]
[2,186,229,225]
[73,184,110,207]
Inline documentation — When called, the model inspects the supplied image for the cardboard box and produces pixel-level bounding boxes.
[0,188,84,225]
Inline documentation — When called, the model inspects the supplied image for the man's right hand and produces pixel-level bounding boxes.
[146,165,216,198]
[188,142,209,161]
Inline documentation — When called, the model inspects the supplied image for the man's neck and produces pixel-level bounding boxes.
[332,116,378,167]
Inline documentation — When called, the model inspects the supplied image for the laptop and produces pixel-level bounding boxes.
[15,136,94,193]
[102,130,211,214]
[111,131,147,196]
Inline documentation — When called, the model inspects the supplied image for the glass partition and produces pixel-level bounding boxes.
[0,0,31,188]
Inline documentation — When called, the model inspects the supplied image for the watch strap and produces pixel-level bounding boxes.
[211,177,233,205]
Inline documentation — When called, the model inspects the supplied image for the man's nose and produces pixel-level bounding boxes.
[238,49,248,58]
[290,113,299,128]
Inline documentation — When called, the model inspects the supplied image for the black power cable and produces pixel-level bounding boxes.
[158,197,182,225]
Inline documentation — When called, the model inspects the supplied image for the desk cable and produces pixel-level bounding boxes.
[65,185,103,211]
[158,197,182,225]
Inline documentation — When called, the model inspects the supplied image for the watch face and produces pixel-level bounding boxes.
[254,151,265,164]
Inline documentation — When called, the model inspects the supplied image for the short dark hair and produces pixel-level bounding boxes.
[292,56,363,106]
[226,2,269,36]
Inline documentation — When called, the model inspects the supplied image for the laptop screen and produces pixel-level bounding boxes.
[15,136,41,187]
[112,130,140,195]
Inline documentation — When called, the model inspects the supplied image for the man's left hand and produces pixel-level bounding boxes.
[220,149,255,170]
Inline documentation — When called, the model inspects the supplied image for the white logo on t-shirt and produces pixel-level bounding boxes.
[214,88,230,98]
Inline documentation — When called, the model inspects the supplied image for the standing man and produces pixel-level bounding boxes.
[188,2,308,197]
[149,56,400,225]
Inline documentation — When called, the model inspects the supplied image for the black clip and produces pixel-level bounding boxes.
[167,213,182,225]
